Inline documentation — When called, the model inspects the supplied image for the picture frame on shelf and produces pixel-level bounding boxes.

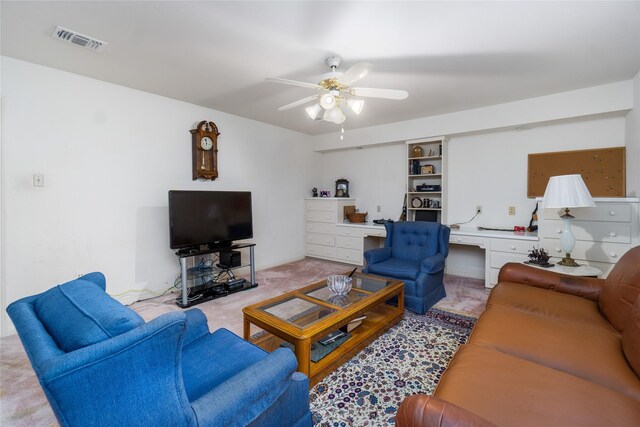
[421,164,435,174]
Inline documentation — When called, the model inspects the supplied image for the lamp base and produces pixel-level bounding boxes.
[557,253,580,267]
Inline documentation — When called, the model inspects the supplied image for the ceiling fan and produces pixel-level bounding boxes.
[266,57,409,125]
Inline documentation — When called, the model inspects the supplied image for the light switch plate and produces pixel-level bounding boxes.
[33,174,44,187]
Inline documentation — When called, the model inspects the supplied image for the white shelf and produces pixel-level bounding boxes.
[409,156,442,161]
[409,174,442,178]
[406,137,447,222]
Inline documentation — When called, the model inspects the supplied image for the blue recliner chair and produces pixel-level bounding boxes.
[6,272,311,427]
[363,221,450,314]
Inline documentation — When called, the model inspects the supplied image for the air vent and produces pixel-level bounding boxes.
[52,26,107,52]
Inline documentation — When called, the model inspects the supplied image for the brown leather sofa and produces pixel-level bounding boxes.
[396,246,640,427]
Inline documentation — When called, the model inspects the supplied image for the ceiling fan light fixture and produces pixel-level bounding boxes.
[324,106,346,124]
[319,93,336,110]
[305,103,323,120]
[347,98,365,115]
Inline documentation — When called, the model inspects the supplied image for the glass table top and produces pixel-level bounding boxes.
[257,273,394,328]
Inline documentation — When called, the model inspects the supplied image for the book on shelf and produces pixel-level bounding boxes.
[341,315,366,333]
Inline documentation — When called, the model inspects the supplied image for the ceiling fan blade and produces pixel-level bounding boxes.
[338,62,373,86]
[350,87,409,100]
[277,95,319,111]
[266,77,321,90]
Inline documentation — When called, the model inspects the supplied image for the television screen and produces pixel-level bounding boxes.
[168,190,253,250]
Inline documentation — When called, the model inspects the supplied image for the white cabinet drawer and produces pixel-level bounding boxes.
[362,227,386,238]
[306,243,336,259]
[489,252,530,269]
[450,234,485,246]
[490,238,533,254]
[306,222,335,235]
[305,200,338,212]
[335,226,365,238]
[336,247,364,266]
[540,239,631,263]
[336,235,364,250]
[540,220,631,244]
[542,203,631,223]
[306,211,336,223]
[306,232,335,247]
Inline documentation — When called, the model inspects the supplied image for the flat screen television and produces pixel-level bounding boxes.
[168,190,253,251]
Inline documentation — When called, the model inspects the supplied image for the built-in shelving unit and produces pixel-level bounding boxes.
[406,137,447,223]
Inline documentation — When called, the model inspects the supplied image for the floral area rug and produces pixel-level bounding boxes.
[309,308,476,426]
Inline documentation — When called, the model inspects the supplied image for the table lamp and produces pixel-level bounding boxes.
[541,174,595,266]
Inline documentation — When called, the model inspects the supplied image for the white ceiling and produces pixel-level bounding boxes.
[2,1,640,135]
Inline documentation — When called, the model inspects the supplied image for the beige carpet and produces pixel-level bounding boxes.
[0,257,489,426]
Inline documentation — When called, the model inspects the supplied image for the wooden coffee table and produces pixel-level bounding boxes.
[243,273,404,386]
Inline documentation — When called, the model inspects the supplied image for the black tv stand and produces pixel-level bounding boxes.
[174,243,257,308]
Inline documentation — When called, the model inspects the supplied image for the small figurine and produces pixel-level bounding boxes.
[527,246,552,267]
[312,187,318,197]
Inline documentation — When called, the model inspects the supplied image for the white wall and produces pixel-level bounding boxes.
[625,70,640,197]
[1,57,320,335]
[312,81,633,152]
[447,116,626,228]
[320,142,406,220]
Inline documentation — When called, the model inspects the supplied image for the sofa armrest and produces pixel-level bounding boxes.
[420,253,446,274]
[364,247,392,265]
[37,312,196,426]
[396,395,497,427]
[190,348,307,426]
[498,263,604,302]
[39,311,188,381]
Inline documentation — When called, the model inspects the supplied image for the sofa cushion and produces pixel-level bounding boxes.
[181,328,267,402]
[365,258,420,281]
[435,344,640,427]
[487,281,607,325]
[623,297,640,378]
[468,305,640,399]
[35,279,144,352]
[599,247,640,332]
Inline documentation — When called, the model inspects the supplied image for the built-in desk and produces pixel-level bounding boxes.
[450,229,538,288]
[334,223,387,266]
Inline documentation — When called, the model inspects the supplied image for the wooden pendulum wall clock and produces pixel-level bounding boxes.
[190,120,220,180]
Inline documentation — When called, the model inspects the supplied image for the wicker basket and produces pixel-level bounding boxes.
[347,212,368,223]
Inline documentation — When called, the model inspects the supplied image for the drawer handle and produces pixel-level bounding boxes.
[346,242,350,247]
[610,252,617,258]
[457,238,462,242]
[556,229,562,234]
[609,210,616,216]
[510,245,516,250]
[554,247,562,253]
[609,232,617,237]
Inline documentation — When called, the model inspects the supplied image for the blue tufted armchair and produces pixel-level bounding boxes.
[7,272,311,427]
[363,221,450,314]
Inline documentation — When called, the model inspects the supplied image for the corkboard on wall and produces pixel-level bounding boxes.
[528,147,625,197]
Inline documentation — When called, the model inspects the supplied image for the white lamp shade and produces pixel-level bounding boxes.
[305,103,323,120]
[323,106,346,124]
[347,98,365,115]
[541,174,596,209]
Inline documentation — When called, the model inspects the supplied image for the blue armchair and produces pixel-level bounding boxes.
[363,221,450,314]
[6,272,311,427]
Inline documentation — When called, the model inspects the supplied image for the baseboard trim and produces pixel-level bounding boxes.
[444,266,484,281]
